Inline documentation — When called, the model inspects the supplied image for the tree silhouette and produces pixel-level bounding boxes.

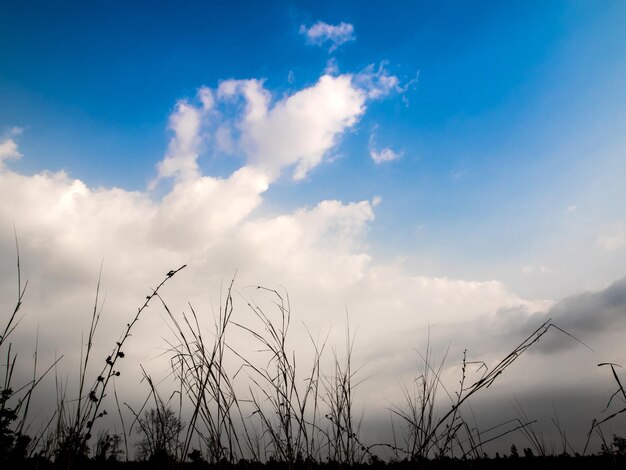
[135,407,183,463]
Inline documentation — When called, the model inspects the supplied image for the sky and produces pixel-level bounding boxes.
[1,0,626,456]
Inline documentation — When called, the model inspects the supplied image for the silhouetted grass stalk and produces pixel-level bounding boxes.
[322,318,366,464]
[48,264,186,464]
[232,287,325,465]
[583,361,626,454]
[392,320,582,460]
[1,236,60,462]
[166,284,252,463]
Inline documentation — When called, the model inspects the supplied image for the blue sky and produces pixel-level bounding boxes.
[2,1,626,452]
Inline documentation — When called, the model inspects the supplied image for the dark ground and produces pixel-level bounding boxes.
[8,455,626,470]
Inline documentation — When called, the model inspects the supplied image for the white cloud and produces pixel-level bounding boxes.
[217,79,270,123]
[151,95,206,186]
[219,74,366,180]
[0,138,22,168]
[151,166,269,249]
[300,21,355,52]
[197,86,214,110]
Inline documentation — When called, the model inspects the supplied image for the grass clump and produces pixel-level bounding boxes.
[1,249,625,468]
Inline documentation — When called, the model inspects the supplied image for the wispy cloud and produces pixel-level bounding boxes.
[370,147,402,164]
[368,127,402,164]
[300,21,355,52]
[354,62,403,99]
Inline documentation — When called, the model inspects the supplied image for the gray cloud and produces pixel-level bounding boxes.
[499,277,626,354]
